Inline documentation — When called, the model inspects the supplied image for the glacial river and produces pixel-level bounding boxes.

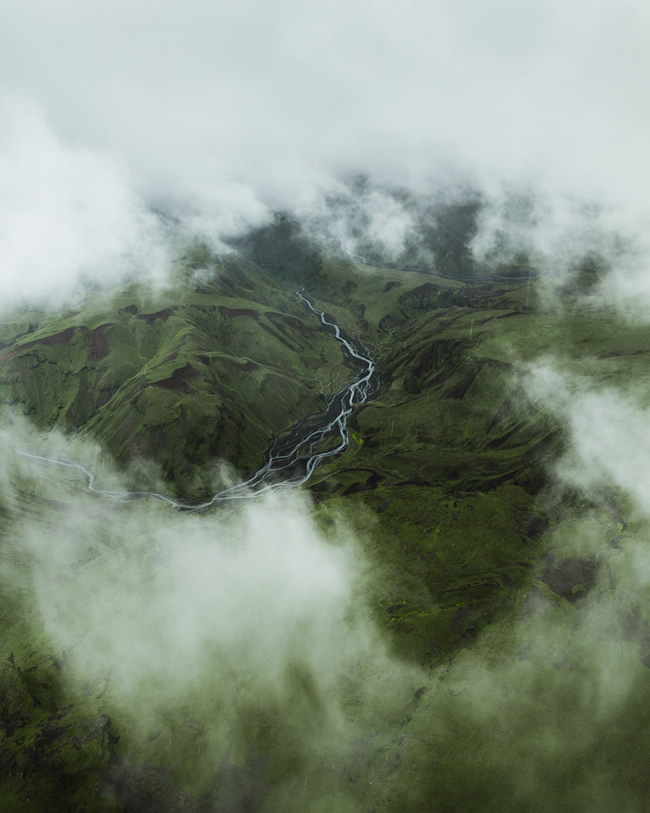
[17,290,378,512]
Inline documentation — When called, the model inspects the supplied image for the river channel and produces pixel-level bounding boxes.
[17,290,379,512]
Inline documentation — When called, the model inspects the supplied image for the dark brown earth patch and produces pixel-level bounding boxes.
[383,281,402,292]
[135,308,175,325]
[0,326,88,366]
[89,325,110,362]
[30,326,81,348]
[151,364,199,393]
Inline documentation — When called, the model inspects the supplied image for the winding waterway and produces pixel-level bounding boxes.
[17,290,378,512]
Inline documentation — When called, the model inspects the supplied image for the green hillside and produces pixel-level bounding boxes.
[1,250,650,811]
[0,256,351,498]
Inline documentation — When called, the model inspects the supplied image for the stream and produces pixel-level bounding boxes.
[17,290,379,512]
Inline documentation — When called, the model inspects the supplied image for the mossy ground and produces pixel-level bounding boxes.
[0,259,352,499]
[2,258,650,809]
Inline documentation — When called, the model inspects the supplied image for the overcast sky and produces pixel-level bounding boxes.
[1,0,649,304]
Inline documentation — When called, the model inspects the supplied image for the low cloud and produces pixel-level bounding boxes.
[373,362,650,811]
[0,96,170,309]
[2,2,650,805]
[0,417,420,802]
[1,0,649,304]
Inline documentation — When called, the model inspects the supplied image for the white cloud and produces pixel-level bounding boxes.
[528,365,650,517]
[1,0,649,302]
[0,418,419,792]
[0,96,168,308]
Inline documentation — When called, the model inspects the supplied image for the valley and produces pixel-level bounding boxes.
[1,249,650,811]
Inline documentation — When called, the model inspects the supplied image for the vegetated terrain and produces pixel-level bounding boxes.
[0,253,351,499]
[1,241,650,812]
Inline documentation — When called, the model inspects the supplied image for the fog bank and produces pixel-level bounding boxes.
[2,0,649,305]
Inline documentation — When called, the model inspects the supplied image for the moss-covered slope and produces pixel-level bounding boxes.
[3,255,650,811]
[0,258,351,498]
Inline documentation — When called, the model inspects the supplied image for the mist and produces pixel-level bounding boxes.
[3,2,650,808]
[0,415,422,806]
[2,0,649,306]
